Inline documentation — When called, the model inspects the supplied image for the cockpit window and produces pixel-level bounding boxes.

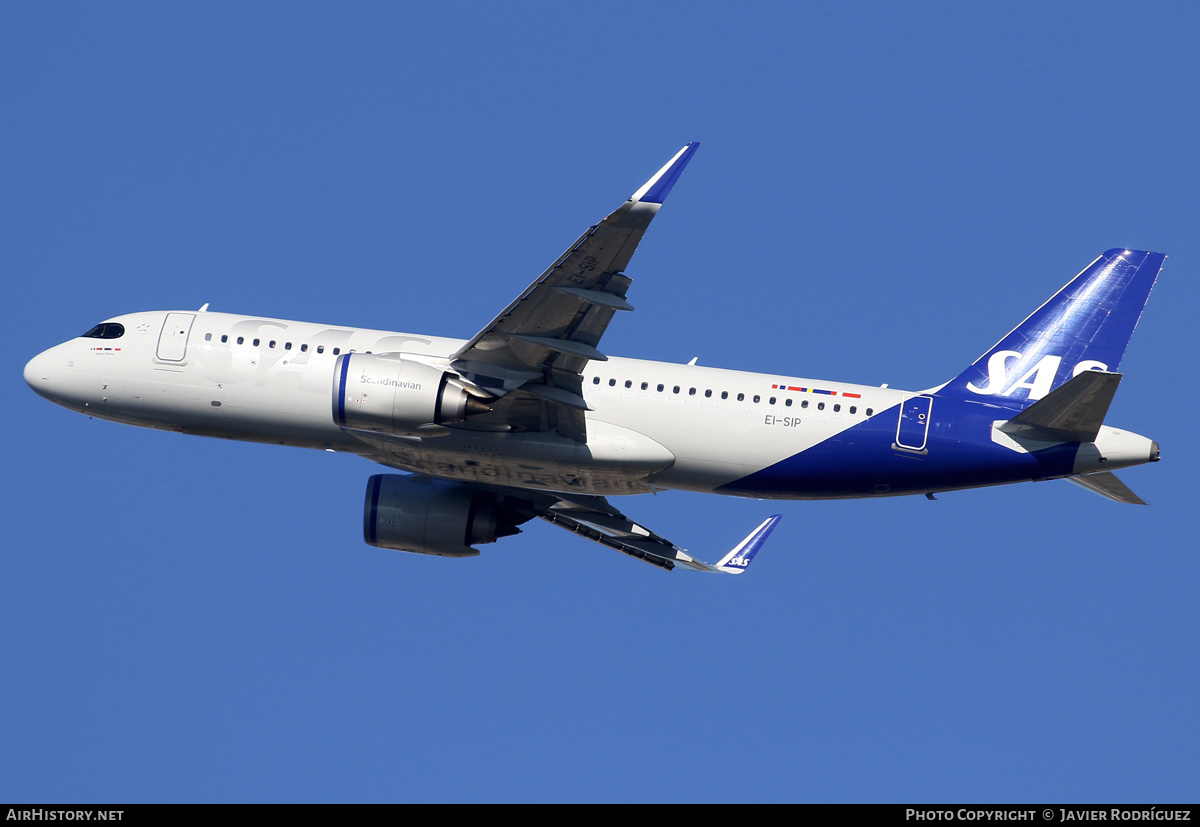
[82,323,125,340]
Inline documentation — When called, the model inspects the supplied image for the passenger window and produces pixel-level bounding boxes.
[834,404,841,412]
[721,391,728,400]
[704,389,712,398]
[285,342,292,351]
[253,338,260,347]
[818,402,825,410]
[753,395,760,403]
[866,408,873,416]
[609,378,616,387]
[641,382,648,390]
[673,386,680,394]
[269,341,276,349]
[737,393,744,402]
[237,336,244,345]
[333,348,340,355]
[769,397,776,405]
[802,400,809,409]
[657,384,664,392]
[204,333,212,341]
[785,398,792,407]
[850,406,857,414]
[220,335,228,343]
[688,388,696,395]
[300,344,308,352]
[317,345,324,354]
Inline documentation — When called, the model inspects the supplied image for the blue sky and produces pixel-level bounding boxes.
[3,2,1197,803]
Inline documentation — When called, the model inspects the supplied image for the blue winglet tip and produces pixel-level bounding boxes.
[742,514,782,562]
[717,513,781,573]
[638,142,701,205]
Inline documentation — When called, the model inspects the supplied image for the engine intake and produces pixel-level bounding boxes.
[364,475,525,557]
[333,353,489,436]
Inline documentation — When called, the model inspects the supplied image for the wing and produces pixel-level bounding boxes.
[540,493,780,573]
[362,470,780,573]
[450,142,700,442]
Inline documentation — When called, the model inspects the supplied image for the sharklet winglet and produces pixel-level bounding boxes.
[706,514,782,574]
[629,142,700,205]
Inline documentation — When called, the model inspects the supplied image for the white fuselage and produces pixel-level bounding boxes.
[26,309,1157,503]
[24,309,911,497]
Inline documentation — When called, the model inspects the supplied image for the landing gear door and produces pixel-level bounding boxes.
[895,395,933,451]
[157,313,195,362]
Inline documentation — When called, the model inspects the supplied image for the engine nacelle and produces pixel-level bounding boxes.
[363,474,525,557]
[333,353,489,436]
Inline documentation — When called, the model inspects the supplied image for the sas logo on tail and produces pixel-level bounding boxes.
[966,352,1108,401]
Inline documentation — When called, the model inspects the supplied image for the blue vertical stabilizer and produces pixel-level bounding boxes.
[937,249,1165,408]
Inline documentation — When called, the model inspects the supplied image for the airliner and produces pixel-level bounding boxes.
[23,143,1164,572]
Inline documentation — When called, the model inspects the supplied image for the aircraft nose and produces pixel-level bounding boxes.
[24,346,70,404]
[24,349,54,396]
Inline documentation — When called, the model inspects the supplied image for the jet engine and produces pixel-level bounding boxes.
[332,353,490,436]
[363,474,528,557]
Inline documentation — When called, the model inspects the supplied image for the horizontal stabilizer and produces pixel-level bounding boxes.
[1066,471,1146,505]
[998,370,1121,443]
